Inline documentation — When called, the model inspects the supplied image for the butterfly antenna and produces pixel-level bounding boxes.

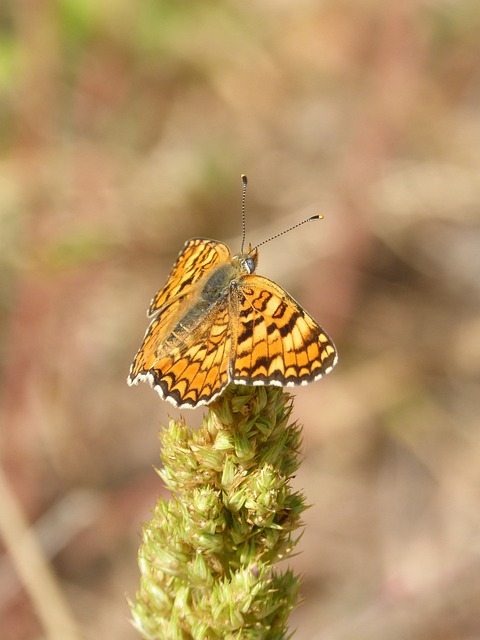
[253,214,324,250]
[240,174,248,254]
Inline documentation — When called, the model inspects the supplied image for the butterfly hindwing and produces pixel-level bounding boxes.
[137,298,232,407]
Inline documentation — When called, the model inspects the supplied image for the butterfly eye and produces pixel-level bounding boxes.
[245,256,256,274]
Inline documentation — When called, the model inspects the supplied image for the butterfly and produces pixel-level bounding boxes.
[128,177,337,408]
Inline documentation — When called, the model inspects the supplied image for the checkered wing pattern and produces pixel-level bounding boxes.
[232,276,337,387]
[148,239,230,315]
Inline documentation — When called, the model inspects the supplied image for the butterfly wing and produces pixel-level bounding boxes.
[128,238,233,407]
[129,299,232,407]
[148,238,230,315]
[231,275,337,386]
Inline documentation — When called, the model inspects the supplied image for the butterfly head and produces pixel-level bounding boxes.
[233,244,258,275]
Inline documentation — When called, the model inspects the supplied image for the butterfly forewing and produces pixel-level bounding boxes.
[148,239,230,315]
[232,276,337,386]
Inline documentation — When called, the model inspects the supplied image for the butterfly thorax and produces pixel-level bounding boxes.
[201,251,254,299]
[160,247,258,356]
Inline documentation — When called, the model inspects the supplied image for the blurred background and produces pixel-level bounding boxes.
[1,1,480,638]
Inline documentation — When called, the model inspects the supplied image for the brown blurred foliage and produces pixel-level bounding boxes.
[0,1,479,639]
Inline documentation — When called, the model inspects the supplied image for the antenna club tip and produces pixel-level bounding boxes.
[241,174,248,185]
[310,214,324,220]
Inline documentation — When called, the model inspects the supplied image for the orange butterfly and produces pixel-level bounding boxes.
[128,177,337,408]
